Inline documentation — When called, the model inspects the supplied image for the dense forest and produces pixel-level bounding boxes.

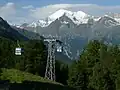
[0,36,68,85]
[1,36,120,90]
[68,40,120,90]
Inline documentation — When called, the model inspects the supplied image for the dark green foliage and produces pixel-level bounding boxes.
[56,60,69,85]
[68,60,89,90]
[22,40,47,77]
[0,36,69,85]
[68,40,120,90]
[0,37,16,68]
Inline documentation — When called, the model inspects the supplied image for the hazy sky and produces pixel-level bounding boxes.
[0,0,120,24]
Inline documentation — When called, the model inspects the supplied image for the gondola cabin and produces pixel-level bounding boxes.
[57,46,62,52]
[15,48,21,55]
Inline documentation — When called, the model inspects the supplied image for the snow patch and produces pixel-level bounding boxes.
[48,9,90,25]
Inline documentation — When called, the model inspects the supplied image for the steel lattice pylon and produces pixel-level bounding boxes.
[44,39,56,81]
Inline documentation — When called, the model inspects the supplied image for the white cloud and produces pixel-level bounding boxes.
[29,4,120,20]
[29,4,76,19]
[1,3,120,24]
[0,2,16,19]
[22,5,34,9]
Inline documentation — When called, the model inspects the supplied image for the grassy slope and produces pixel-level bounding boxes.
[0,68,62,85]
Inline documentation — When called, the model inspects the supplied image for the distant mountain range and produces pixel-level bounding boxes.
[13,9,120,29]
[10,9,120,60]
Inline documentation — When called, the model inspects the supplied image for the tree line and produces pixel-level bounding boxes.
[68,40,120,90]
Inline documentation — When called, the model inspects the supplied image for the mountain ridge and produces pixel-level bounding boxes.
[0,17,28,41]
[13,9,120,28]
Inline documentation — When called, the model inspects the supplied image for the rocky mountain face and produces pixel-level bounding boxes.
[0,17,28,41]
[12,26,44,40]
[12,9,120,60]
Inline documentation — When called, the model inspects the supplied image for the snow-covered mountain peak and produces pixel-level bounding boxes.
[102,15,116,19]
[37,20,48,27]
[16,10,120,29]
[38,20,46,23]
[48,9,90,25]
[99,15,118,21]
[96,14,120,27]
[27,22,37,27]
[26,20,49,27]
[48,9,88,20]
[18,9,91,28]
[73,11,88,19]
[48,9,73,21]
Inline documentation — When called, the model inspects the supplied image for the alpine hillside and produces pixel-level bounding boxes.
[0,17,29,41]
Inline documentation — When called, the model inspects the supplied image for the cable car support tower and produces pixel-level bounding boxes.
[44,38,62,81]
